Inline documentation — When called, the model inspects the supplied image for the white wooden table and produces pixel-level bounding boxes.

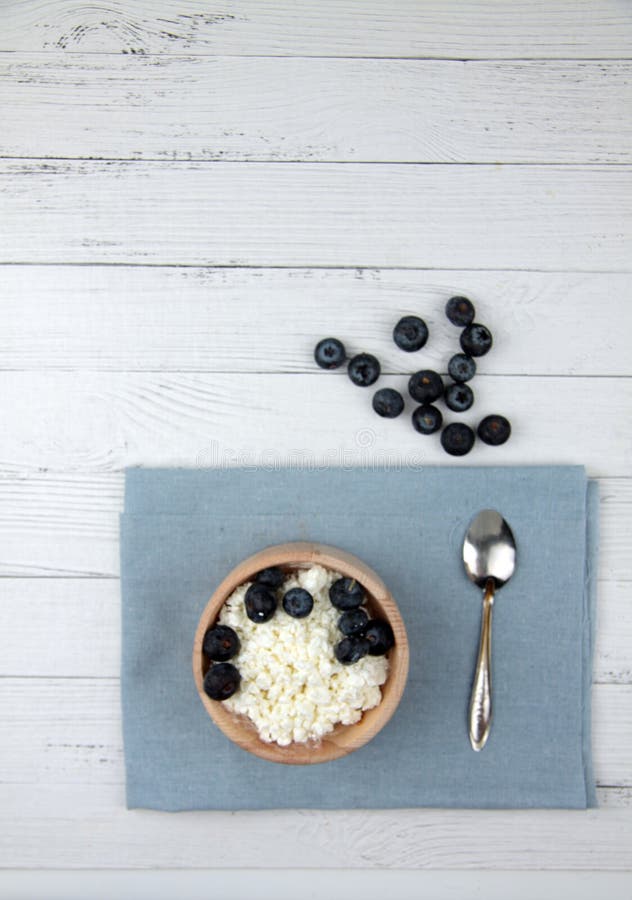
[1,2,631,896]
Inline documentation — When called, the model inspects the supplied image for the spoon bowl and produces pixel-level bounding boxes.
[463,509,516,589]
[463,510,516,751]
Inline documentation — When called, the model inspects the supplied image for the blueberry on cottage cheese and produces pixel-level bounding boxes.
[245,583,277,623]
[335,636,371,665]
[364,619,395,656]
[441,422,476,456]
[255,566,285,590]
[203,662,241,700]
[444,382,474,413]
[217,565,388,746]
[202,624,241,662]
[282,587,314,618]
[460,323,493,358]
[446,296,476,327]
[447,353,476,383]
[372,387,405,419]
[408,369,444,404]
[329,577,365,610]
[477,414,511,446]
[338,608,369,636]
[314,337,346,369]
[348,353,381,387]
[411,404,443,435]
[393,315,429,352]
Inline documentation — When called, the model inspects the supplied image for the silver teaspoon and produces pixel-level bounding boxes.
[463,509,516,751]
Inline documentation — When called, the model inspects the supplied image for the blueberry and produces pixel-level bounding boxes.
[447,353,476,383]
[393,315,428,352]
[445,382,474,413]
[329,577,365,610]
[440,422,476,456]
[338,608,369,636]
[244,583,277,623]
[408,369,444,404]
[411,404,443,435]
[477,414,511,446]
[372,387,404,418]
[364,619,395,656]
[348,353,380,387]
[202,625,240,662]
[334,636,370,665]
[460,323,493,358]
[203,662,241,700]
[282,587,314,618]
[255,566,285,590]
[314,337,346,369]
[446,296,476,327]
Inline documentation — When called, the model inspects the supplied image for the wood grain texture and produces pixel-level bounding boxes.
[0,784,629,870]
[1,161,631,269]
[3,57,631,164]
[3,1,632,58]
[0,266,630,375]
[0,372,631,475]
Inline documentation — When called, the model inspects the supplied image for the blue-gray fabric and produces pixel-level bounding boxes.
[120,466,598,810]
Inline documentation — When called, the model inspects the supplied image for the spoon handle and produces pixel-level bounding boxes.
[469,578,495,751]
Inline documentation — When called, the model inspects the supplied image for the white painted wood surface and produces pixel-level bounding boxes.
[3,57,631,163]
[2,160,631,269]
[1,0,632,890]
[3,0,632,58]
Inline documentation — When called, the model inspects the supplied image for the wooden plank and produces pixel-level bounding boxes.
[1,870,632,900]
[3,57,631,164]
[0,372,631,477]
[2,1,632,58]
[1,574,628,683]
[0,784,630,871]
[0,474,122,577]
[0,266,630,376]
[1,161,630,270]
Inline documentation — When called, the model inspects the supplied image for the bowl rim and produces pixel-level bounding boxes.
[192,541,409,765]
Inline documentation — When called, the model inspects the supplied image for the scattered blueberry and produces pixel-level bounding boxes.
[446,296,476,327]
[314,337,346,369]
[338,608,369,637]
[393,315,429,352]
[203,662,241,700]
[411,404,443,435]
[202,625,240,662]
[334,635,370,665]
[282,587,314,618]
[372,387,405,418]
[245,583,277,623]
[448,353,476,383]
[364,619,395,656]
[478,414,512,446]
[329,577,365,610]
[255,566,285,590]
[408,369,444,404]
[445,382,474,413]
[441,422,476,456]
[460,323,493,357]
[348,353,381,387]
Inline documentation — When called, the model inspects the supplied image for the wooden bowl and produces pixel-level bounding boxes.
[193,541,409,764]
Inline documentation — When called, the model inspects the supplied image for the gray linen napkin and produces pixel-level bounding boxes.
[120,466,597,810]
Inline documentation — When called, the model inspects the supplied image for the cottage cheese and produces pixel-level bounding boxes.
[217,564,389,746]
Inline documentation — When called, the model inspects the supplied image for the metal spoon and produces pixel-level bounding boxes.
[463,509,516,751]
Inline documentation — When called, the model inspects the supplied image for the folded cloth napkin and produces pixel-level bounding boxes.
[120,466,598,811]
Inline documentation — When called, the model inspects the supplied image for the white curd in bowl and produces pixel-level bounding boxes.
[217,564,389,746]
